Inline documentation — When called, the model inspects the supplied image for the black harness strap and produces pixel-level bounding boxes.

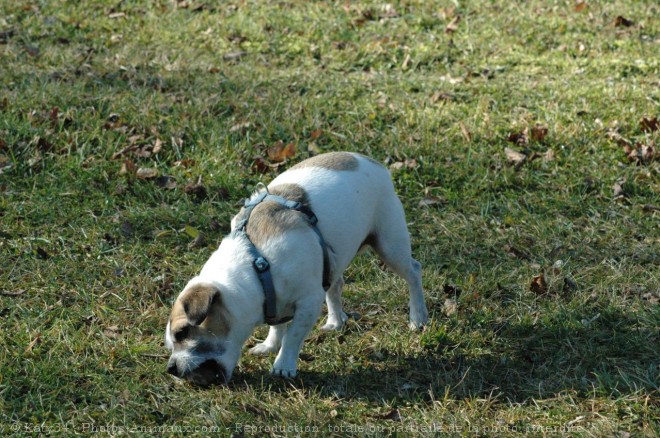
[233,188,332,326]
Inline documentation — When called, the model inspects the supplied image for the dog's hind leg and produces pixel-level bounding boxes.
[249,324,287,355]
[321,277,348,331]
[372,200,429,330]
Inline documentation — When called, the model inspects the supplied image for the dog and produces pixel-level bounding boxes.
[165,151,428,386]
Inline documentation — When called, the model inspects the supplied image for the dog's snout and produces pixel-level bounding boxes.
[167,361,179,377]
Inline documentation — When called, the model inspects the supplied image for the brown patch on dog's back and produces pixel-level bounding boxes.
[291,152,359,171]
[238,183,312,247]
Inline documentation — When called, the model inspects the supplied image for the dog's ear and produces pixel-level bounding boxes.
[179,283,220,326]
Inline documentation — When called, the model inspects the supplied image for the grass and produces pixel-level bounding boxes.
[1,0,658,435]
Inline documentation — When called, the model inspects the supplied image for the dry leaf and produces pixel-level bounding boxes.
[505,147,527,166]
[442,298,458,316]
[152,138,163,154]
[251,155,272,174]
[136,167,158,179]
[418,195,444,208]
[575,1,588,13]
[223,51,247,61]
[445,15,461,34]
[104,326,121,338]
[531,124,548,142]
[267,141,297,163]
[119,160,137,175]
[614,16,634,27]
[108,12,126,19]
[155,175,177,189]
[640,117,659,133]
[184,178,207,200]
[542,149,555,162]
[612,178,626,199]
[507,128,529,146]
[530,274,548,295]
[390,158,418,171]
[373,409,402,422]
[309,129,323,140]
[230,122,252,133]
[25,335,41,352]
[503,244,531,260]
[459,122,471,142]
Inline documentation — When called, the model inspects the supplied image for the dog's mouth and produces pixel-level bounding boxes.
[168,359,228,387]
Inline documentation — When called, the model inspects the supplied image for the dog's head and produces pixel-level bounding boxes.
[165,281,237,386]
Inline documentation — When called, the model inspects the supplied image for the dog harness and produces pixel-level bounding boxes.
[233,187,332,326]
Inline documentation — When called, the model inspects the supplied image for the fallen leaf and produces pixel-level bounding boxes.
[504,147,527,166]
[430,91,453,103]
[640,117,659,133]
[531,124,548,142]
[418,195,444,208]
[230,121,252,133]
[174,159,195,168]
[104,325,121,338]
[183,178,208,201]
[108,12,126,19]
[136,167,158,179]
[389,158,418,171]
[119,160,137,175]
[530,273,548,295]
[188,234,206,249]
[443,284,463,298]
[152,138,163,154]
[543,149,556,162]
[25,335,41,352]
[223,51,247,61]
[614,16,634,27]
[575,1,588,13]
[35,247,50,260]
[309,129,323,140]
[503,244,531,260]
[442,298,458,316]
[155,175,177,189]
[459,122,471,142]
[641,204,660,212]
[251,155,273,174]
[184,225,200,239]
[267,141,296,162]
[507,128,529,146]
[612,178,626,199]
[445,15,461,34]
[373,409,402,422]
[0,289,26,296]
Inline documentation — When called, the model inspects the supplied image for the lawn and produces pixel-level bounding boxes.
[1,0,658,436]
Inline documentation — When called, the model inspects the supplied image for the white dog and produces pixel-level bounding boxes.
[165,152,428,385]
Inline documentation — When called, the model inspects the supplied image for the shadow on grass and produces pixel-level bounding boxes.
[231,307,659,404]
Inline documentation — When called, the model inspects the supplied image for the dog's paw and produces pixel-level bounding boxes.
[408,315,428,331]
[270,367,298,379]
[320,312,349,331]
[249,343,278,355]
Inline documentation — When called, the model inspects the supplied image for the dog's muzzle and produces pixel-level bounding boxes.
[167,358,227,386]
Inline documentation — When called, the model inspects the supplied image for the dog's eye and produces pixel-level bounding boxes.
[173,326,190,342]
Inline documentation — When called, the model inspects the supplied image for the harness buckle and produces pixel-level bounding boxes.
[253,256,270,273]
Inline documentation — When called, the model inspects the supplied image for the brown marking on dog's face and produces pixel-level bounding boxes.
[238,183,311,247]
[291,152,359,171]
[169,283,230,343]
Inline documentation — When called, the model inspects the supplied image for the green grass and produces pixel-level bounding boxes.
[1,0,658,435]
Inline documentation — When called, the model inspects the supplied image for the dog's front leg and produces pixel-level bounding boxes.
[271,292,324,378]
[249,324,287,355]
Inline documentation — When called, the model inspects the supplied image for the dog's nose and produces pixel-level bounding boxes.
[167,361,179,377]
